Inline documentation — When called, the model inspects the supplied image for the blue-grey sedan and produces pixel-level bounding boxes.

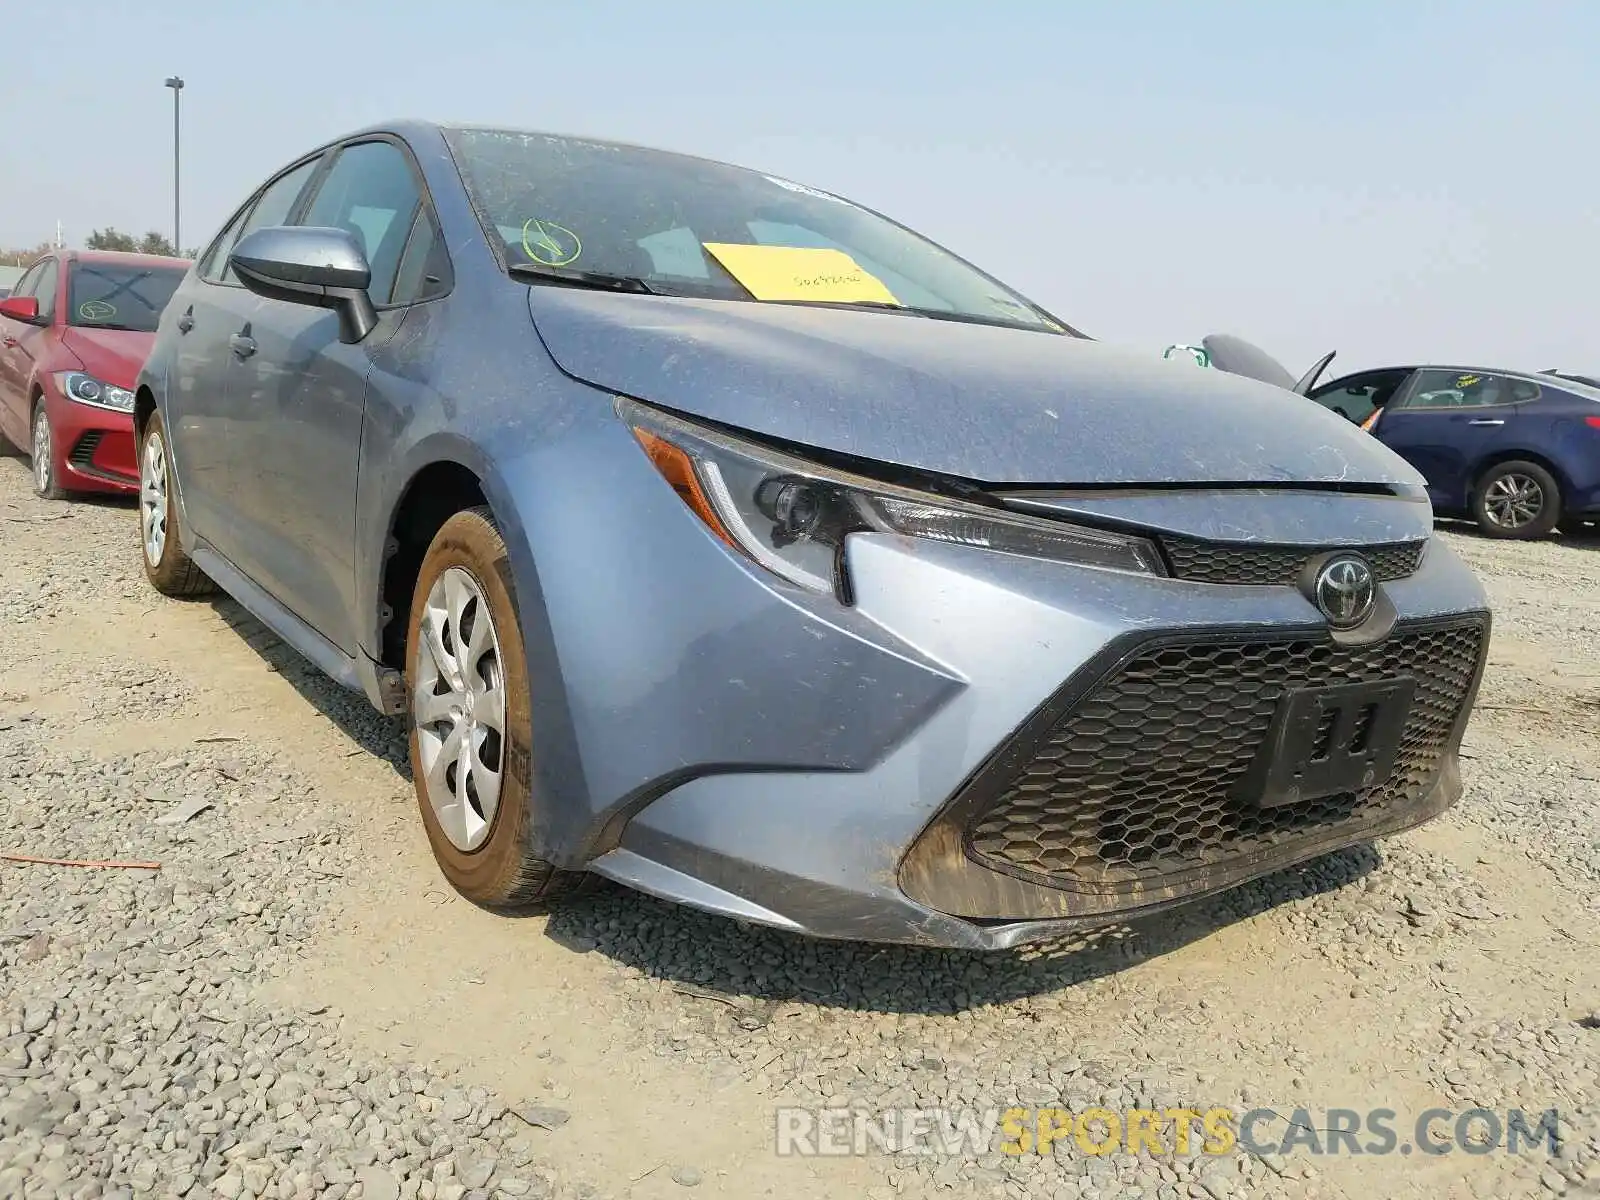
[133,121,1492,950]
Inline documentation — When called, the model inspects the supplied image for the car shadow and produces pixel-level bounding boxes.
[542,844,1380,1015]
[206,589,1384,1014]
[208,594,410,778]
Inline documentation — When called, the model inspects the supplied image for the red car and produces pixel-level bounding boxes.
[0,249,190,498]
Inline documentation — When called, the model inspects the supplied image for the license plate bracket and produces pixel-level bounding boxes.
[1243,678,1417,809]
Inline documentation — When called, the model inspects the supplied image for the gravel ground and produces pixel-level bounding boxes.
[2,460,1598,1200]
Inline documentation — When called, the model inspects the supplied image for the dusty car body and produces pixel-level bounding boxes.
[132,122,1491,948]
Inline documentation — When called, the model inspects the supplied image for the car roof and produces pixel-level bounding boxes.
[330,118,793,179]
[1329,363,1580,390]
[68,249,193,269]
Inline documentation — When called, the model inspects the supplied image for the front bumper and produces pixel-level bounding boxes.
[45,389,136,494]
[581,531,1486,948]
[501,415,1490,949]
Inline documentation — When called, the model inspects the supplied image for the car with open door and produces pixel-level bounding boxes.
[1353,367,1600,539]
[1194,335,1600,540]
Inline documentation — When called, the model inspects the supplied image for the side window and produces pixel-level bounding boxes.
[390,208,452,306]
[199,206,250,283]
[1310,371,1410,423]
[205,155,324,286]
[1313,378,1382,422]
[33,260,59,320]
[298,141,421,305]
[1397,369,1512,410]
[1508,378,1543,404]
[9,262,43,299]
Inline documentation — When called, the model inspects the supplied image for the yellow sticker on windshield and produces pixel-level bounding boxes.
[701,243,900,305]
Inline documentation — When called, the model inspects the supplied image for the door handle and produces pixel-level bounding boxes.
[1467,418,1505,426]
[176,307,194,334]
[1,336,15,348]
[228,332,256,359]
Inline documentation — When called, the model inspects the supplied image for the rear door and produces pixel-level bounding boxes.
[168,153,327,545]
[1370,368,1521,512]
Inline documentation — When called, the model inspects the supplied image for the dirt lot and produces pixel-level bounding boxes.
[1,449,1597,1200]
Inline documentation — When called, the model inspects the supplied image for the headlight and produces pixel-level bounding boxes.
[54,372,134,413]
[619,397,1165,600]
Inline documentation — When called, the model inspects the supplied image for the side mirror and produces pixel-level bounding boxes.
[0,295,41,323]
[229,225,378,344]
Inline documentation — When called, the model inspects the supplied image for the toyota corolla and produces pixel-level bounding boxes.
[132,121,1490,949]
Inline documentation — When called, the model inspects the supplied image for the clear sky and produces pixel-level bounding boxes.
[3,1,1593,375]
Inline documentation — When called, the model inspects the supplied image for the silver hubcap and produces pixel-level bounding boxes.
[141,433,169,565]
[1484,473,1544,530]
[414,566,506,852]
[32,409,50,493]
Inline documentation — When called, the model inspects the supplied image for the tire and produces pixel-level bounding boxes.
[138,409,215,597]
[406,505,583,911]
[1471,460,1561,540]
[30,400,67,500]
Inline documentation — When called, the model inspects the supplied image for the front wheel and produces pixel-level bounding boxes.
[1471,460,1561,539]
[138,410,215,596]
[31,401,66,500]
[406,506,584,911]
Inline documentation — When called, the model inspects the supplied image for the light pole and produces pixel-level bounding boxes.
[164,76,184,254]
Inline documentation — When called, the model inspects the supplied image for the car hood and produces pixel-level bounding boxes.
[58,326,154,388]
[526,289,1420,487]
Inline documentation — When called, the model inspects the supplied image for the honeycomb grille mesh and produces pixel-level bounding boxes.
[966,620,1485,894]
[1160,537,1425,586]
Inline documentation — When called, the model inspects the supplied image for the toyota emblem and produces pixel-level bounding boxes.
[1313,555,1377,629]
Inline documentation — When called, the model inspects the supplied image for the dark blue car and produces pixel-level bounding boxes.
[1197,337,1600,540]
[1312,365,1600,539]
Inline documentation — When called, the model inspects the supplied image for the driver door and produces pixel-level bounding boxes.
[223,137,427,654]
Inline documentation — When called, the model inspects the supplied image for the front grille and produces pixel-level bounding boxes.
[1160,536,1425,586]
[965,618,1486,895]
[68,431,104,469]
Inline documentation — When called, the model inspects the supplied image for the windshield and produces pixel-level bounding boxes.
[445,128,1066,334]
[68,262,186,333]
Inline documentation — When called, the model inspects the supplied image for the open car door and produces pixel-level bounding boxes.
[1293,349,1337,396]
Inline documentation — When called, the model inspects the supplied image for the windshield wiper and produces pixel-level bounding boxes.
[74,322,143,333]
[768,298,1048,332]
[507,262,656,294]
